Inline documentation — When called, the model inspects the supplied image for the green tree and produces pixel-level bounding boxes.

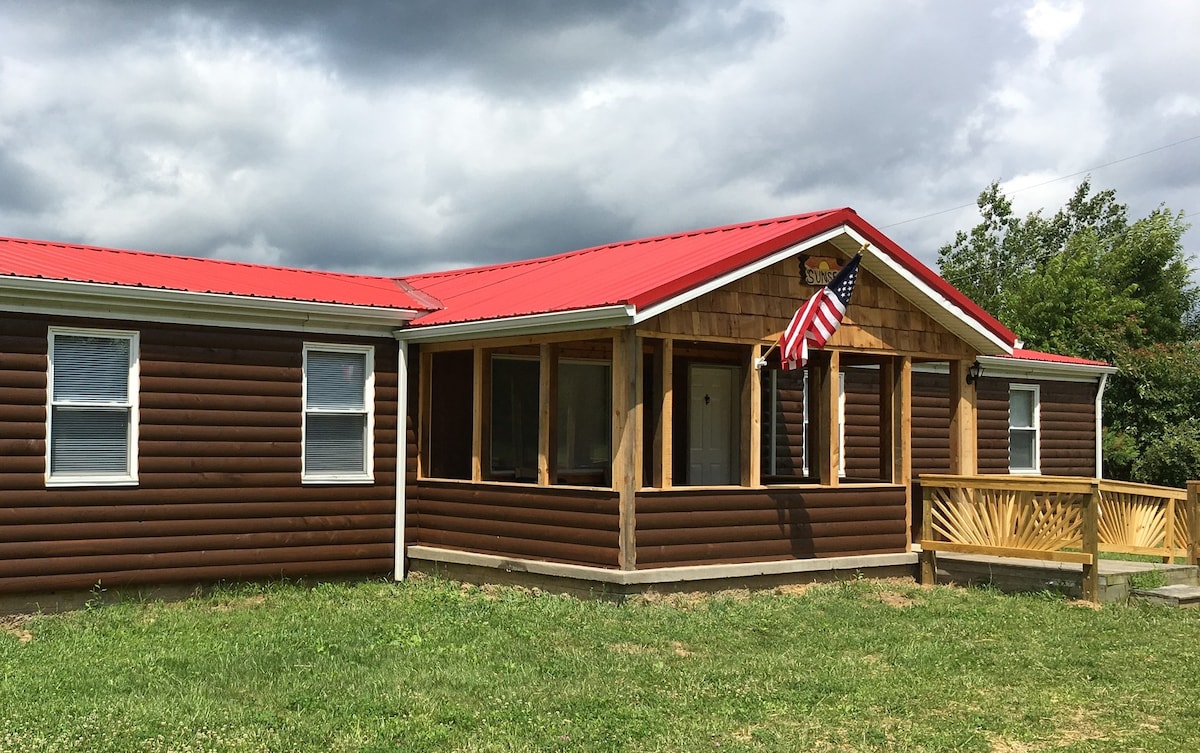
[938,179,1130,325]
[939,180,1199,484]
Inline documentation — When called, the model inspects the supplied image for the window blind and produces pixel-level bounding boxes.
[48,332,134,478]
[304,348,370,478]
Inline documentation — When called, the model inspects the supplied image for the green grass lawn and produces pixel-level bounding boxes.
[2,575,1198,753]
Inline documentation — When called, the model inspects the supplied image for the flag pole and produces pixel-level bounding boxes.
[754,242,869,370]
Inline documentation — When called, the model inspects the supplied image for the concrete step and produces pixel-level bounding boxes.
[1116,562,1199,588]
[1129,584,1200,608]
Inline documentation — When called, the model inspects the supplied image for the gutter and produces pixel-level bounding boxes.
[975,354,1117,382]
[0,276,419,337]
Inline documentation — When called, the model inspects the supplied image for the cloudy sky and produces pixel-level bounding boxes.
[1,0,1197,277]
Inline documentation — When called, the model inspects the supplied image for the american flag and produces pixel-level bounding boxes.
[780,253,862,371]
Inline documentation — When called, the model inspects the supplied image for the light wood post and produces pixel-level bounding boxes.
[1082,482,1101,603]
[652,338,673,489]
[816,350,841,486]
[537,343,558,486]
[919,483,936,586]
[882,357,913,529]
[613,329,641,570]
[1188,481,1200,567]
[471,347,491,482]
[880,359,896,482]
[949,360,978,476]
[741,343,762,487]
[1164,495,1177,564]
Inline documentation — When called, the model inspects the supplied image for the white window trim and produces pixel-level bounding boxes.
[1009,383,1041,474]
[302,343,375,484]
[45,326,140,487]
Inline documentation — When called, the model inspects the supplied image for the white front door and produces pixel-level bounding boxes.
[688,364,739,485]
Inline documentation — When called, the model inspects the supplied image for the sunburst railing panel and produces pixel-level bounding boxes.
[1097,481,1189,559]
[920,475,1097,565]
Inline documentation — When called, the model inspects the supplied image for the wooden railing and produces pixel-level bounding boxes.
[919,475,1200,602]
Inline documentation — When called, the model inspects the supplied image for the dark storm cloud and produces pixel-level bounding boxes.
[204,0,779,93]
[46,0,779,96]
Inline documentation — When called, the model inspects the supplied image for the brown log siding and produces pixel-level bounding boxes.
[635,486,908,567]
[911,371,952,476]
[0,313,398,595]
[843,368,881,480]
[1038,381,1097,476]
[409,480,620,568]
[975,377,1010,474]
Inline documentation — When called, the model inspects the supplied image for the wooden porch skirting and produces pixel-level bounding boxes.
[406,545,918,600]
[408,480,910,571]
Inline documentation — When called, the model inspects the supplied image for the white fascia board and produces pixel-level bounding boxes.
[631,226,849,325]
[0,277,416,337]
[976,354,1116,382]
[836,226,1013,355]
[395,304,636,343]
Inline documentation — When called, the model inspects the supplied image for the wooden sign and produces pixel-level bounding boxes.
[801,255,843,286]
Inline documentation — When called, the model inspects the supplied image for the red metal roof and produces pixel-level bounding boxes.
[1004,348,1111,367]
[0,209,1024,350]
[401,208,1018,346]
[0,236,429,311]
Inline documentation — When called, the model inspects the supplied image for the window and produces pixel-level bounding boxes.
[1009,384,1040,473]
[303,344,374,482]
[47,328,139,486]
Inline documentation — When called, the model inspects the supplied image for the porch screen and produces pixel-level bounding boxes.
[761,368,809,480]
[557,360,611,485]
[491,356,539,480]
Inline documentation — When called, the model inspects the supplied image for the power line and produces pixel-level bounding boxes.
[881,134,1200,229]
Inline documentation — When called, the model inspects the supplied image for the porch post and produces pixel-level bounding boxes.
[1082,481,1101,603]
[1188,481,1200,567]
[882,356,913,525]
[652,338,673,489]
[613,329,642,570]
[538,343,559,486]
[949,359,978,476]
[741,343,762,487]
[471,347,491,481]
[816,350,840,486]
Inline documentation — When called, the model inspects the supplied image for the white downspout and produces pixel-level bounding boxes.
[394,338,409,581]
[1094,372,1108,479]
